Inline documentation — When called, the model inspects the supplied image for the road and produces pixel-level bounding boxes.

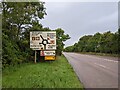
[63,52,119,88]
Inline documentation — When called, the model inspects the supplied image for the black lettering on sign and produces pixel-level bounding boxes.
[48,45,56,49]
[30,45,42,47]
[45,52,54,55]
[48,45,53,49]
[40,45,43,47]
[46,52,50,54]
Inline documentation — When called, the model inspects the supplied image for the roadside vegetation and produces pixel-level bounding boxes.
[2,55,84,88]
[2,1,70,68]
[64,29,120,56]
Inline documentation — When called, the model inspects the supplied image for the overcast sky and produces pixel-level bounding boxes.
[40,1,118,47]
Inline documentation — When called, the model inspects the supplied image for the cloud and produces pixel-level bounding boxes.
[44,2,72,13]
[40,2,118,47]
[93,11,118,24]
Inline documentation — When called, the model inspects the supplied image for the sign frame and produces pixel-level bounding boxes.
[30,31,56,50]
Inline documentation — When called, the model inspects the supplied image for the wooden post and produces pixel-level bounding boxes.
[35,50,36,63]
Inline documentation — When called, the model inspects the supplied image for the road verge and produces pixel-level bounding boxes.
[2,55,84,88]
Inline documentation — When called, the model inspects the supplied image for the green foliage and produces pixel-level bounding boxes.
[64,46,74,52]
[2,2,46,40]
[64,31,119,54]
[2,2,46,68]
[55,28,70,55]
[2,33,24,68]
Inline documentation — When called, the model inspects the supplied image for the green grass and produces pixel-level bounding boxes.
[2,55,84,88]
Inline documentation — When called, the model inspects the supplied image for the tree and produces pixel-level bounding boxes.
[65,31,118,55]
[77,35,93,52]
[55,28,70,55]
[111,32,118,54]
[98,31,114,53]
[2,1,46,68]
[2,2,46,40]
[64,46,74,52]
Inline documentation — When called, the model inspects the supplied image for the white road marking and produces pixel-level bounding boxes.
[103,59,118,63]
[80,54,118,63]
[94,63,109,69]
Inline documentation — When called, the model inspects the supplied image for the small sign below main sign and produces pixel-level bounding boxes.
[40,51,55,56]
[44,51,55,56]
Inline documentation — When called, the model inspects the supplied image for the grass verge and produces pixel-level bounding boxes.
[2,55,84,88]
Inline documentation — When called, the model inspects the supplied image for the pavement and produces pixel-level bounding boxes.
[63,52,119,89]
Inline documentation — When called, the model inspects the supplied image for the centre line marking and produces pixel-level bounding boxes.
[104,59,118,63]
[94,63,107,69]
[84,55,118,63]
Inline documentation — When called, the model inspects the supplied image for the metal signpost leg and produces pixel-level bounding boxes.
[35,50,36,63]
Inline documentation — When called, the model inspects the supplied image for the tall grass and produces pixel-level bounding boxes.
[2,55,84,88]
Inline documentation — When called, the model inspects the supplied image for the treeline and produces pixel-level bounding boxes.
[64,30,119,54]
[2,2,70,68]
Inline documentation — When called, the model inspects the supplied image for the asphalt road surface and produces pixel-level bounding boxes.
[63,52,119,88]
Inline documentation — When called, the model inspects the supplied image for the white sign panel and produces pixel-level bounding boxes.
[44,51,55,56]
[30,31,56,50]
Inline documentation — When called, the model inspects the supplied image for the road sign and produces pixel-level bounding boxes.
[40,50,45,56]
[30,31,56,50]
[44,51,55,56]
[40,51,55,56]
[45,56,56,60]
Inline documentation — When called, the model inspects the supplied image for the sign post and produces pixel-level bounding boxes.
[35,50,36,63]
[30,31,56,61]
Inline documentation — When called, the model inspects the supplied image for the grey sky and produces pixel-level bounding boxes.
[40,2,118,47]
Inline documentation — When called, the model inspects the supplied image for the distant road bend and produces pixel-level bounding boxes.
[63,52,118,88]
